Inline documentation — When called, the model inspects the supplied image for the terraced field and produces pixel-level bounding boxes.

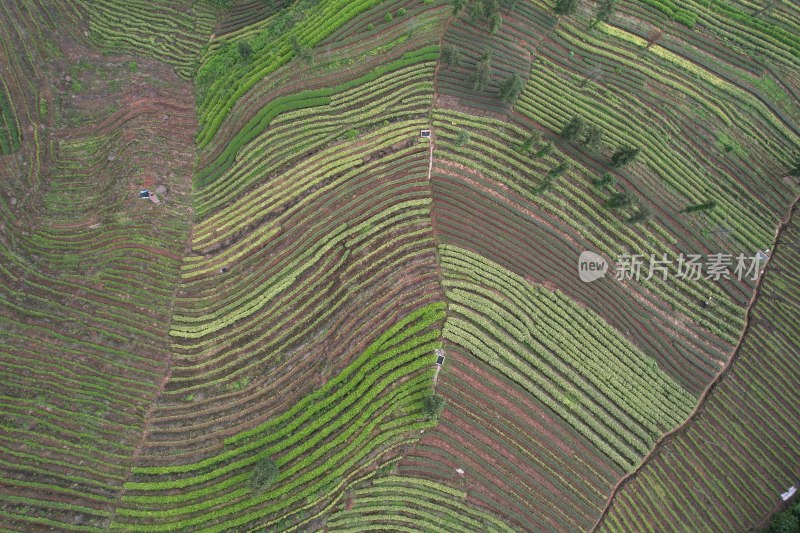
[599,203,800,532]
[1,0,799,531]
[0,3,197,529]
[82,0,216,79]
[428,110,740,395]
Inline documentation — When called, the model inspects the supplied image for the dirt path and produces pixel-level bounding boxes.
[590,193,800,532]
[426,11,450,185]
[426,133,435,183]
[106,212,195,529]
[103,96,199,531]
[425,12,453,393]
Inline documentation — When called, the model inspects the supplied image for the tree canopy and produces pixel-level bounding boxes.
[611,146,641,168]
[499,72,524,104]
[597,0,616,22]
[554,0,578,16]
[583,124,603,152]
[473,53,492,91]
[605,192,634,210]
[423,394,446,420]
[249,457,279,493]
[441,44,461,67]
[561,116,585,141]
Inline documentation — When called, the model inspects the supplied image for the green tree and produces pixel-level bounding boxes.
[237,41,253,60]
[499,72,524,104]
[533,162,570,194]
[473,53,492,91]
[290,35,312,62]
[455,130,471,146]
[548,161,572,179]
[769,511,799,533]
[249,457,279,493]
[681,200,717,213]
[597,0,616,22]
[489,12,502,33]
[789,155,800,177]
[626,206,651,224]
[583,124,603,152]
[605,192,633,210]
[385,12,393,22]
[554,0,578,15]
[451,0,467,16]
[611,145,640,168]
[470,2,483,22]
[560,116,585,141]
[592,172,616,190]
[441,44,461,67]
[517,130,541,154]
[535,142,553,158]
[423,394,446,420]
[482,0,500,17]
[290,34,302,55]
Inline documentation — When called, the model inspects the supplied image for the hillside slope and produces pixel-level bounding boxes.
[0,0,799,531]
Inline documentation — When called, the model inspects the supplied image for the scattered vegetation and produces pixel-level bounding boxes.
[441,44,461,67]
[610,146,640,168]
[561,115,585,141]
[473,52,492,91]
[249,457,280,493]
[3,1,799,531]
[554,0,578,16]
[455,130,471,146]
[423,394,445,420]
[681,200,717,213]
[499,72,524,104]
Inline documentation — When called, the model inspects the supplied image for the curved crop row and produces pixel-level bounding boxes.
[194,0,414,146]
[193,46,437,192]
[0,76,21,154]
[140,143,441,461]
[325,475,514,532]
[439,244,695,470]
[82,0,215,79]
[398,341,625,530]
[192,59,434,226]
[599,204,800,531]
[0,16,198,530]
[112,304,446,531]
